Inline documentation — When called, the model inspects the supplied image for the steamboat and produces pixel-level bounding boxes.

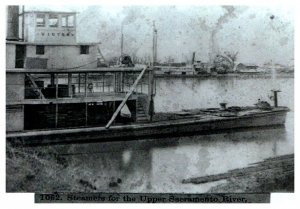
[6,6,289,145]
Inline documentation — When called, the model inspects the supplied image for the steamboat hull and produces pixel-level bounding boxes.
[6,107,289,145]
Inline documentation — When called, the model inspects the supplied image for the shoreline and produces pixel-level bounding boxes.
[155,72,294,79]
[183,154,294,193]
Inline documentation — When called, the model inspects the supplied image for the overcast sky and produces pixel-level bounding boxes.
[26,5,294,65]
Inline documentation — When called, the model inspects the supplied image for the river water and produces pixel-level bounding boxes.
[21,76,294,193]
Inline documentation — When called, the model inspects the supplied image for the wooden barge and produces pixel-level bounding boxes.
[6,103,289,145]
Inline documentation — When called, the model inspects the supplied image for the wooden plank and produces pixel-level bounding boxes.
[105,66,148,129]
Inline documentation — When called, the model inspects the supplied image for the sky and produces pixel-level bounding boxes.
[25,5,294,65]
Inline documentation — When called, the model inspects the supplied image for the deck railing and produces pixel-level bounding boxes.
[22,70,149,100]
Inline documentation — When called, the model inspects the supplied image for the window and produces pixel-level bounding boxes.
[67,15,74,27]
[62,15,75,27]
[80,45,89,54]
[49,14,58,27]
[36,45,45,55]
[61,16,67,27]
[36,14,45,27]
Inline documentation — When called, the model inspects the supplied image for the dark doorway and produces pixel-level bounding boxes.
[15,45,26,68]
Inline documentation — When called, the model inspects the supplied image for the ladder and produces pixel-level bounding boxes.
[25,73,45,99]
[97,45,107,67]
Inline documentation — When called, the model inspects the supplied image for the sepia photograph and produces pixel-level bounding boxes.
[4,2,294,203]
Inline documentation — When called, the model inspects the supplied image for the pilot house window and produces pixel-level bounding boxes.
[36,45,45,55]
[68,15,75,27]
[80,45,89,54]
[49,14,59,27]
[62,15,75,27]
[61,16,67,27]
[36,14,45,27]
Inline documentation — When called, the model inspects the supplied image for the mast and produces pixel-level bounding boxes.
[152,21,157,66]
[149,21,157,121]
[121,24,124,57]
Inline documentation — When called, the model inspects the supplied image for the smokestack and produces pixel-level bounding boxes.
[6,6,19,41]
[192,52,196,64]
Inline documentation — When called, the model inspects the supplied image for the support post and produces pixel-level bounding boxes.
[113,101,116,125]
[84,73,87,97]
[121,72,124,92]
[102,74,105,92]
[55,103,58,128]
[68,73,72,97]
[113,72,116,93]
[85,102,88,126]
[78,73,81,93]
[50,73,55,86]
[55,73,58,99]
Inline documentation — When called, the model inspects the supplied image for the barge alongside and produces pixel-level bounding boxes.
[7,105,289,145]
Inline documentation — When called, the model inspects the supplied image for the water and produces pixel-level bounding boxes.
[154,77,293,111]
[23,76,294,193]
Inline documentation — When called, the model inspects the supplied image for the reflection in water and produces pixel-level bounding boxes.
[31,121,292,193]
[27,77,293,193]
[152,125,292,192]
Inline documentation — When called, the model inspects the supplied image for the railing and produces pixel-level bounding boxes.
[7,67,153,130]
[24,71,150,100]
